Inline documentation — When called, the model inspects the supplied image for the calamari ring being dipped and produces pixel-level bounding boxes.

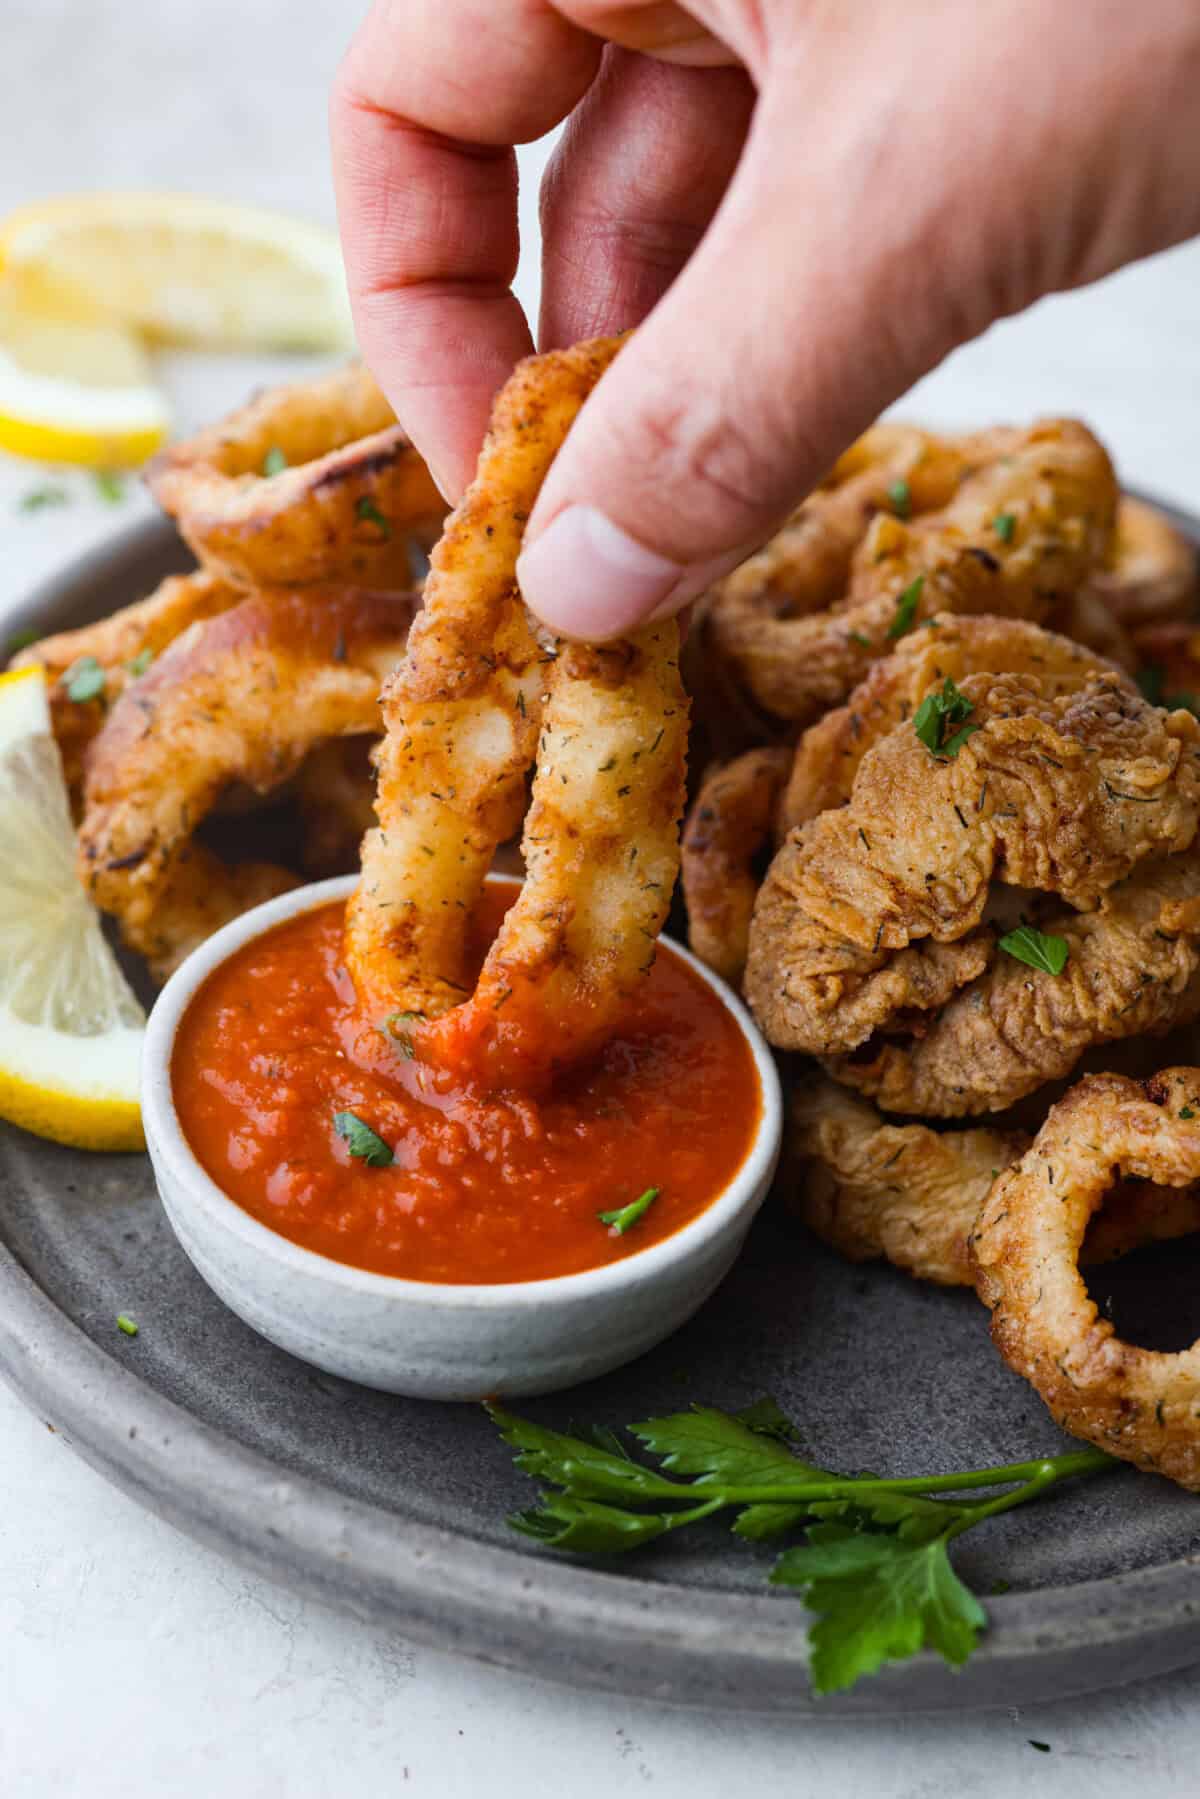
[147,362,446,590]
[79,583,418,977]
[971,1068,1200,1489]
[11,570,243,795]
[697,419,1117,733]
[345,335,690,1089]
[792,1077,1200,1287]
[745,668,1200,1069]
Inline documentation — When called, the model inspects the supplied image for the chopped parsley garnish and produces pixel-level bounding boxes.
[381,1010,424,1059]
[332,1110,395,1167]
[262,446,289,476]
[887,478,911,519]
[19,484,69,513]
[356,496,392,537]
[125,648,154,678]
[848,630,871,648]
[92,469,126,504]
[64,655,106,704]
[597,1186,660,1235]
[116,1313,139,1337]
[886,574,925,640]
[1181,1106,1196,1121]
[912,676,979,759]
[992,512,1016,543]
[998,924,1070,976]
[488,1398,1114,1697]
[1027,1742,1052,1754]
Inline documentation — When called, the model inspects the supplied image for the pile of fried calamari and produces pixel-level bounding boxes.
[678,416,1200,1490]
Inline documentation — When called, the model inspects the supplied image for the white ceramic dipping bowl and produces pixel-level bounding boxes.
[142,875,782,1400]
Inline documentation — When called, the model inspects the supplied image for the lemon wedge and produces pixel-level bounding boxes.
[0,282,168,466]
[0,192,355,353]
[0,665,145,1151]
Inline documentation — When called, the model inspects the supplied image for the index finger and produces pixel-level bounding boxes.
[331,0,603,499]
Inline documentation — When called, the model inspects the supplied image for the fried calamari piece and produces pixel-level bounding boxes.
[681,747,792,981]
[347,335,691,1088]
[79,585,417,977]
[745,670,1200,1061]
[793,1077,1200,1287]
[781,613,1122,829]
[697,419,1117,732]
[11,571,243,794]
[1090,496,1197,629]
[972,1068,1200,1489]
[148,362,445,589]
[830,858,1200,1115]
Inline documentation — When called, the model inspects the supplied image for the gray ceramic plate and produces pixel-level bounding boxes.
[3,511,1200,1717]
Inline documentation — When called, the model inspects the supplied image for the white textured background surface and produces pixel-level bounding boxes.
[2,4,1200,1792]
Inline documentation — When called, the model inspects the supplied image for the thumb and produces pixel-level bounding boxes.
[516,75,990,641]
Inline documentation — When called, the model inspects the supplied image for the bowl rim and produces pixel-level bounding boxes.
[143,872,783,1308]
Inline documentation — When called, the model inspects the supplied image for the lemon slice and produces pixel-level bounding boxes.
[0,282,168,466]
[0,666,145,1151]
[0,192,355,352]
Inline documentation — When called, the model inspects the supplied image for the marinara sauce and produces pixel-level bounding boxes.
[172,881,762,1284]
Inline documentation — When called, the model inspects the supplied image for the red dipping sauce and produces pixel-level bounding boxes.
[171,882,762,1284]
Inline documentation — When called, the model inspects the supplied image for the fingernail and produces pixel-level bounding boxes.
[517,506,685,640]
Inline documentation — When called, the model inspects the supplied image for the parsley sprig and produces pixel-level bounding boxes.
[998,923,1070,976]
[332,1110,394,1167]
[488,1399,1113,1696]
[913,676,979,759]
[886,574,925,640]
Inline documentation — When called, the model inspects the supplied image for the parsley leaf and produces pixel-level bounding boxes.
[912,676,978,758]
[125,648,154,678]
[887,478,911,519]
[64,655,106,704]
[992,511,1016,543]
[382,1010,424,1058]
[1181,1105,1196,1120]
[598,1186,659,1234]
[19,484,69,514]
[116,1313,139,1337]
[356,496,392,537]
[92,470,126,504]
[998,924,1070,976]
[262,446,289,476]
[886,574,925,639]
[332,1110,394,1167]
[771,1524,986,1695]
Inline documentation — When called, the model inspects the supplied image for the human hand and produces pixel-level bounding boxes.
[332,0,1200,639]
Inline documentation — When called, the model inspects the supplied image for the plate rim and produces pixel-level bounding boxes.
[3,506,1200,1716]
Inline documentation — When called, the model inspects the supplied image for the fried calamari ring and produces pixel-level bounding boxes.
[1089,496,1197,630]
[681,747,791,981]
[79,584,417,977]
[11,571,244,796]
[345,335,690,1088]
[697,420,1116,733]
[793,1077,1200,1287]
[972,1068,1200,1488]
[745,670,1200,1062]
[781,614,1124,830]
[830,857,1200,1115]
[147,362,445,589]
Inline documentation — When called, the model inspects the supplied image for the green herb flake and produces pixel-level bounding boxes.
[1028,1741,1052,1754]
[1181,1106,1196,1121]
[116,1313,139,1337]
[381,1010,425,1059]
[992,511,1017,544]
[887,478,911,520]
[19,484,70,514]
[64,655,106,704]
[262,446,289,477]
[598,1187,660,1235]
[356,496,392,538]
[998,924,1070,976]
[332,1110,394,1167]
[125,648,154,678]
[92,469,126,504]
[849,630,872,648]
[912,676,978,759]
[886,575,925,640]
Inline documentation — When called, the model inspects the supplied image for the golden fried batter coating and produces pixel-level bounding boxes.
[148,362,445,589]
[12,571,242,795]
[698,419,1117,732]
[782,613,1122,830]
[972,1068,1200,1489]
[681,747,792,981]
[1089,496,1197,630]
[746,670,1200,1063]
[793,1076,1200,1287]
[79,585,416,977]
